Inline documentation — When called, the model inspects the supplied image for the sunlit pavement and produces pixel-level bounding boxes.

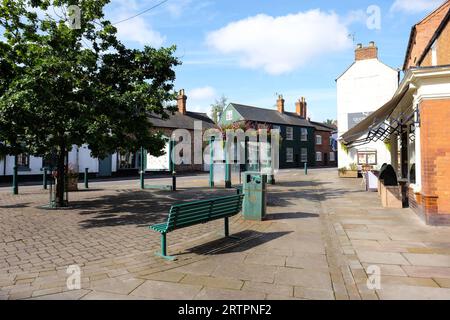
[2,168,450,300]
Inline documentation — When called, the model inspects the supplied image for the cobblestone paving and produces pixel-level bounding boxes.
[2,169,450,300]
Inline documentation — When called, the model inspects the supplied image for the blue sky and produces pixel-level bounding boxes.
[5,0,446,121]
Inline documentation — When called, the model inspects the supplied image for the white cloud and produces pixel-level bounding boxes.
[107,0,165,47]
[205,10,352,75]
[390,0,445,14]
[115,16,165,47]
[186,86,217,113]
[167,0,193,18]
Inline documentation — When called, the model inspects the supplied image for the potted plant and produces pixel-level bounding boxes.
[66,164,79,191]
[338,163,359,178]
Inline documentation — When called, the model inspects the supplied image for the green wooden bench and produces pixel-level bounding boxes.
[149,194,244,260]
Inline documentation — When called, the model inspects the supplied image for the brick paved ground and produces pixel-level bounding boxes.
[2,169,450,300]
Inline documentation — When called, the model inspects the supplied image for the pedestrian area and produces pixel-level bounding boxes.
[1,169,450,300]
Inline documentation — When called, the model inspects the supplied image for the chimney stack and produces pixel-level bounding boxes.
[177,89,187,115]
[277,95,285,113]
[355,42,378,61]
[295,99,302,116]
[302,97,308,118]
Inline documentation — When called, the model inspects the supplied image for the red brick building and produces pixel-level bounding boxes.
[311,121,337,167]
[341,1,450,225]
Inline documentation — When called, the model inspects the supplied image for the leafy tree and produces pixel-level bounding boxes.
[0,0,180,206]
[210,95,227,123]
[325,119,337,126]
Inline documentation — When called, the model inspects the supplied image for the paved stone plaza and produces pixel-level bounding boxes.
[2,169,450,300]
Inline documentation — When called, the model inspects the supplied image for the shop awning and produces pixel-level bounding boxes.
[340,87,409,145]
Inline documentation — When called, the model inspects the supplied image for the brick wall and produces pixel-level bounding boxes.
[404,1,450,70]
[314,130,337,167]
[355,46,378,61]
[419,98,450,223]
[421,18,450,67]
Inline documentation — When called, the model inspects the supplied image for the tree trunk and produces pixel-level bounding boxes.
[56,145,66,207]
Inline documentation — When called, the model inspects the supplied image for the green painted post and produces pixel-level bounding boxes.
[169,140,176,191]
[225,145,232,189]
[12,165,18,195]
[209,137,214,188]
[224,217,229,237]
[161,233,167,257]
[304,162,308,175]
[84,168,89,189]
[42,168,48,190]
[140,147,145,190]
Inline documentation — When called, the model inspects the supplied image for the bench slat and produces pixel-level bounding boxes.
[167,200,242,218]
[170,195,243,209]
[167,208,241,229]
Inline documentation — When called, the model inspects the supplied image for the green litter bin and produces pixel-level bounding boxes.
[242,172,267,221]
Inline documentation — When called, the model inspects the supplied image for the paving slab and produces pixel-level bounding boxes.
[403,253,450,267]
[274,267,332,290]
[356,251,410,265]
[194,287,266,300]
[130,280,202,300]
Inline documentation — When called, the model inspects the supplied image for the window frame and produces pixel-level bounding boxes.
[301,128,308,142]
[300,148,308,163]
[316,134,322,145]
[329,152,335,162]
[286,148,294,163]
[286,127,294,141]
[316,152,322,162]
[226,110,233,121]
[16,154,30,171]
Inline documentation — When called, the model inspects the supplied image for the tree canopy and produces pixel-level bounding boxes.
[0,0,181,205]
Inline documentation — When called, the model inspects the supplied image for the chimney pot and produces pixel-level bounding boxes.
[355,43,378,61]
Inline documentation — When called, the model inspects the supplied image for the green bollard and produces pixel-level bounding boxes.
[84,168,89,189]
[172,172,177,192]
[12,166,18,195]
[42,167,48,190]
[140,147,145,190]
[304,163,308,175]
[209,137,214,188]
[225,154,232,189]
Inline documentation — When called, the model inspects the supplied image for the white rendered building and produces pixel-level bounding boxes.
[336,42,399,170]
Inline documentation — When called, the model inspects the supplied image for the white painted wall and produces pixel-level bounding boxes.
[337,58,399,170]
[1,144,107,176]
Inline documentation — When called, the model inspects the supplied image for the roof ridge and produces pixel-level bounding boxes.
[416,0,450,25]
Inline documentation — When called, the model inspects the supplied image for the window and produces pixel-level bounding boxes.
[301,148,308,162]
[226,110,233,121]
[357,151,377,165]
[431,41,437,66]
[316,152,322,162]
[118,152,138,169]
[301,128,308,141]
[316,135,322,145]
[286,127,293,140]
[330,152,335,162]
[17,154,30,170]
[286,148,294,163]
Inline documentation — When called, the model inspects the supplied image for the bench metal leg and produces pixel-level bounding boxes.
[155,233,177,261]
[224,217,240,240]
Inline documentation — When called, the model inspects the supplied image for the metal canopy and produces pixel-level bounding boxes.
[341,87,410,145]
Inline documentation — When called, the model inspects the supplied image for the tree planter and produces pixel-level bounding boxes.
[66,176,79,191]
[338,170,358,178]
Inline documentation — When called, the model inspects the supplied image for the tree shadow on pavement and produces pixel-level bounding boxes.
[59,188,238,229]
